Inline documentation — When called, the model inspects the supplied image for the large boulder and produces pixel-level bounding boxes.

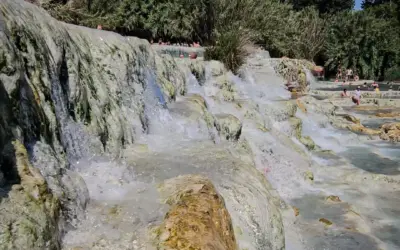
[155,175,238,250]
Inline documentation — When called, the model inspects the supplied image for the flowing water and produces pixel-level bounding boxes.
[2,1,397,248]
[294,108,400,250]
[61,54,400,250]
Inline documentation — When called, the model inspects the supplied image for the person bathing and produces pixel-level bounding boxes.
[341,88,349,97]
[351,86,361,105]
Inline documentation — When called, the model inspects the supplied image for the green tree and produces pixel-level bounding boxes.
[289,0,354,13]
[361,0,391,9]
[43,0,212,41]
[249,0,295,57]
[205,0,257,72]
[324,10,399,79]
[41,0,399,80]
[290,7,328,61]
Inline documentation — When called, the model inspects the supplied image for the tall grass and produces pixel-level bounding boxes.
[204,0,259,73]
[205,26,251,73]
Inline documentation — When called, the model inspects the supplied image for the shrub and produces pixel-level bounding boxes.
[205,26,251,74]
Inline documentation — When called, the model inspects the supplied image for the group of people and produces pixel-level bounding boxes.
[341,82,381,105]
[341,86,362,105]
[363,81,380,92]
[336,68,359,82]
[152,39,201,59]
[152,39,202,48]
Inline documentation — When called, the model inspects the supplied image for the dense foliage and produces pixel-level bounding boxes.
[42,0,400,79]
[288,0,354,13]
[44,0,214,42]
[324,7,400,79]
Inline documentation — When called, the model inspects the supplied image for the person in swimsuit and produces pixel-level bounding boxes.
[352,86,361,105]
[341,88,349,97]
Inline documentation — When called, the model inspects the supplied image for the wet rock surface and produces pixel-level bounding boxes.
[285,87,400,249]
[0,141,60,250]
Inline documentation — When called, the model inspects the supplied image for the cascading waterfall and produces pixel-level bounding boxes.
[1,2,400,250]
[61,59,291,249]
[51,67,92,161]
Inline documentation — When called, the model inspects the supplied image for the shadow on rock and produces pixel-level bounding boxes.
[340,147,400,175]
[309,229,380,250]
[290,194,381,250]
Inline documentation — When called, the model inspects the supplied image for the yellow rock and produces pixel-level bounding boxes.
[376,112,400,118]
[155,175,238,250]
[380,122,400,142]
[346,124,381,136]
[13,140,47,191]
[342,114,360,124]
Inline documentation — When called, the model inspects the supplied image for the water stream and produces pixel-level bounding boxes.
[61,55,399,250]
